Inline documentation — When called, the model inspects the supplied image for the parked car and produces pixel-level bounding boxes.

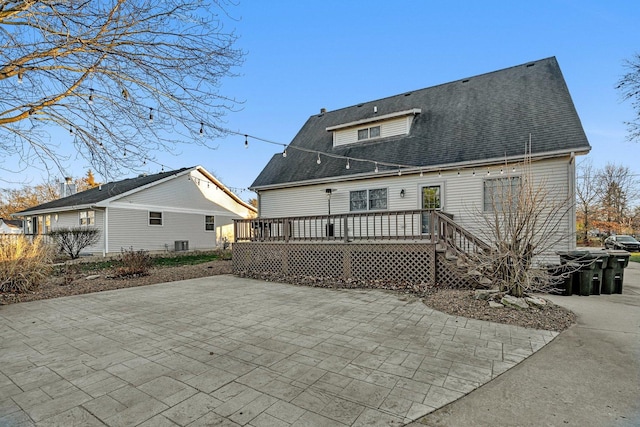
[604,235,640,252]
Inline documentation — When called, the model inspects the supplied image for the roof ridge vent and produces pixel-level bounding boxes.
[526,62,535,67]
[462,79,470,83]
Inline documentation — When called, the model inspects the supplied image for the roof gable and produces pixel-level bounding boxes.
[15,167,192,215]
[251,57,590,189]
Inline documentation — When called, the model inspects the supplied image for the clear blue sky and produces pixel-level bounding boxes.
[13,1,640,199]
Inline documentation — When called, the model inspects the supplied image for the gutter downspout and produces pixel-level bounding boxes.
[104,207,109,256]
[569,152,576,250]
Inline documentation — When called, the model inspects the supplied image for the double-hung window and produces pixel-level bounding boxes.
[350,188,387,211]
[205,215,215,231]
[79,210,95,226]
[483,177,521,212]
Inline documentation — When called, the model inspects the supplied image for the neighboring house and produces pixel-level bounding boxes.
[248,57,590,256]
[13,166,256,256]
[0,218,23,234]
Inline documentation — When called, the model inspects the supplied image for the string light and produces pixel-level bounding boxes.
[236,131,533,182]
[123,149,127,157]
[89,88,94,105]
[244,134,248,149]
[69,126,73,134]
[148,107,154,124]
[199,122,204,136]
[18,73,23,84]
[122,89,128,100]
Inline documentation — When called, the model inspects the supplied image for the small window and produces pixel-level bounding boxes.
[357,125,381,141]
[205,215,215,231]
[149,211,163,226]
[79,210,95,226]
[350,188,387,211]
[484,177,521,212]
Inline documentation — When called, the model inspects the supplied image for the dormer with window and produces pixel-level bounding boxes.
[327,108,421,147]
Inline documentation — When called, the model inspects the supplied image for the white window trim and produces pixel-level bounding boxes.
[357,125,381,141]
[148,211,163,226]
[205,215,215,232]
[483,176,521,213]
[326,108,421,131]
[349,188,388,212]
[79,210,95,226]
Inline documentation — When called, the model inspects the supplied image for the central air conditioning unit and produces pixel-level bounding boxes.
[174,240,189,251]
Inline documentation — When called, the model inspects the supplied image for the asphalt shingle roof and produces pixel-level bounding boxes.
[17,167,191,214]
[251,57,590,189]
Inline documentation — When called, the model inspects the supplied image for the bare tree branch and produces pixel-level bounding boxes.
[1,0,244,180]
[617,53,640,142]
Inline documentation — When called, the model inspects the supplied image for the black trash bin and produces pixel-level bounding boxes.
[546,263,576,296]
[602,250,631,294]
[557,251,609,296]
[589,251,609,295]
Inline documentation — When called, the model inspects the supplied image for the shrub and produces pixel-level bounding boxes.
[115,247,152,277]
[49,227,100,259]
[0,235,52,293]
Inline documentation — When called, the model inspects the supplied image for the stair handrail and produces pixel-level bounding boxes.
[433,210,491,255]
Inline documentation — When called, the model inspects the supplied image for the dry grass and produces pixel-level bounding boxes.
[0,236,52,293]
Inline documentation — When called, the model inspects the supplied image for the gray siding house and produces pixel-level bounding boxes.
[14,166,256,256]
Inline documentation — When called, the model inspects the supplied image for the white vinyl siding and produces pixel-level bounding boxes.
[108,208,221,252]
[333,116,413,147]
[258,156,576,257]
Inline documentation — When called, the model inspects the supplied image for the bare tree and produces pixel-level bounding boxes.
[0,0,243,180]
[461,156,575,297]
[595,163,640,235]
[0,182,59,218]
[575,159,600,244]
[617,53,640,142]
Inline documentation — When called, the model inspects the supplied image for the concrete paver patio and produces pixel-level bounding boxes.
[0,275,557,426]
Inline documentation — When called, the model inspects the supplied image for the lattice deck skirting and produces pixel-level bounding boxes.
[233,242,470,287]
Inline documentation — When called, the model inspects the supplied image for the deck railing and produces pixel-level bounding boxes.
[234,209,490,255]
